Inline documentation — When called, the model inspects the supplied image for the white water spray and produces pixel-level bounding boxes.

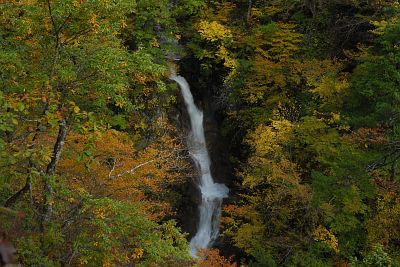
[171,72,229,257]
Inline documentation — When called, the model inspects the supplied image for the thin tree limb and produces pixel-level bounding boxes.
[4,176,31,208]
[109,159,157,179]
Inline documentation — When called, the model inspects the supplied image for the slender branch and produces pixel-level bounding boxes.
[247,0,252,23]
[46,0,57,36]
[108,158,117,179]
[108,150,180,180]
[109,159,157,179]
[57,12,72,33]
[4,176,31,208]
[63,29,91,45]
[46,0,62,80]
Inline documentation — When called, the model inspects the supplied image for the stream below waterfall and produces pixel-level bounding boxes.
[171,72,229,257]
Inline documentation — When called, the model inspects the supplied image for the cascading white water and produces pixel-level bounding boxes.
[171,72,229,257]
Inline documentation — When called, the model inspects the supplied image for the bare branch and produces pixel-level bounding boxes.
[109,151,179,179]
[109,159,157,179]
[108,158,117,179]
[4,176,31,208]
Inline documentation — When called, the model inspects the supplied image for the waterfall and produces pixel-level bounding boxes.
[171,72,229,257]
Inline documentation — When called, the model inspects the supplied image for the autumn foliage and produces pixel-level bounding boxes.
[1,0,400,266]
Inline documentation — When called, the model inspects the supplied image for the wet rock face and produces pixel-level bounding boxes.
[203,113,232,186]
[170,94,200,238]
[175,179,200,239]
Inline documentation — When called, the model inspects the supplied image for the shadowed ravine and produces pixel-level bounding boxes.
[170,72,229,257]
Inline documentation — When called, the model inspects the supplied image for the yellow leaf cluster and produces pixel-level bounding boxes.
[88,14,100,33]
[313,225,340,253]
[247,120,294,157]
[196,20,232,42]
[72,0,85,8]
[370,17,400,35]
[216,45,237,69]
[311,75,349,107]
[264,23,302,61]
[132,248,144,259]
[93,208,106,219]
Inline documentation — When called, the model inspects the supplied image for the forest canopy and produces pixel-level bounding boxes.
[1,0,400,266]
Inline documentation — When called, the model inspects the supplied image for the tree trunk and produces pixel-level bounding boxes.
[247,0,252,23]
[42,119,68,225]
